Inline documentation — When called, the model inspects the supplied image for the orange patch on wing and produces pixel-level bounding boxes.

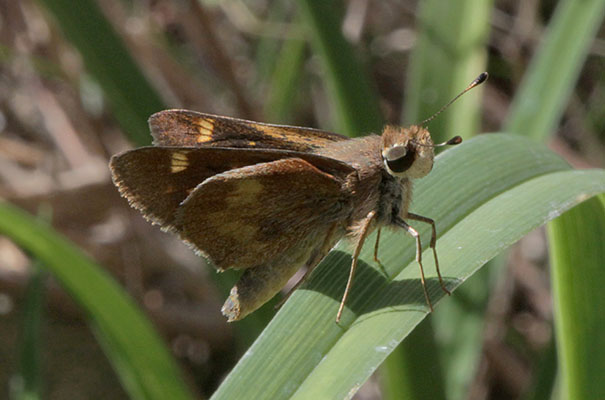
[256,125,293,141]
[196,118,215,143]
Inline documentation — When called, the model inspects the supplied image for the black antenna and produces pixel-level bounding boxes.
[415,135,463,148]
[418,72,488,127]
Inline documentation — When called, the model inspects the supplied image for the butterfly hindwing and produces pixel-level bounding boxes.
[176,157,353,271]
[149,109,348,151]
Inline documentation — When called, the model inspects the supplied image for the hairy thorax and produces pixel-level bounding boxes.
[314,135,410,237]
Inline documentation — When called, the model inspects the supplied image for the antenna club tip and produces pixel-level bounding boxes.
[418,72,488,126]
[448,136,463,145]
[476,72,489,85]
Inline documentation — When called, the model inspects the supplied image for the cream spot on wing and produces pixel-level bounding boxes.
[228,179,263,204]
[196,118,215,143]
[219,221,257,241]
[216,180,264,242]
[172,151,188,161]
[171,151,189,173]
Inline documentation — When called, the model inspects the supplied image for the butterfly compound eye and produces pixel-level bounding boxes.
[384,145,416,173]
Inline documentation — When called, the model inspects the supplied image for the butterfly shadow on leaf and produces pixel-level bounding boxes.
[296,250,458,323]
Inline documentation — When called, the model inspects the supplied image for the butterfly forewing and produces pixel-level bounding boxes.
[149,109,348,151]
[111,147,354,232]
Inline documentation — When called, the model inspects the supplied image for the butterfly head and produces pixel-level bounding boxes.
[379,72,486,179]
[381,125,434,179]
[381,125,462,180]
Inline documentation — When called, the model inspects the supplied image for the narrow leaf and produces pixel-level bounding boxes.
[36,0,166,145]
[298,0,383,135]
[548,195,605,399]
[504,0,605,139]
[0,203,194,400]
[399,0,492,397]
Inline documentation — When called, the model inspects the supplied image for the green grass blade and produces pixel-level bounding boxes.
[0,203,194,400]
[399,0,492,397]
[254,2,300,87]
[429,265,494,400]
[548,195,605,399]
[380,320,446,400]
[210,134,605,400]
[264,37,307,124]
[36,0,166,145]
[497,2,605,398]
[504,0,605,140]
[522,336,558,400]
[298,0,383,135]
[293,168,603,400]
[403,0,492,141]
[14,264,46,400]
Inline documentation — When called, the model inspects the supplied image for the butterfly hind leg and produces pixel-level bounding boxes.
[406,213,451,296]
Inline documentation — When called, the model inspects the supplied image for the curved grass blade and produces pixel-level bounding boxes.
[264,36,307,124]
[14,264,46,400]
[0,203,194,400]
[399,0,492,396]
[403,0,492,141]
[36,0,165,145]
[380,320,446,400]
[504,0,605,140]
[293,168,604,400]
[298,0,383,136]
[210,134,605,400]
[548,195,605,399]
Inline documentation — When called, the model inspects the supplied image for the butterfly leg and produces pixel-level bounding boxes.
[373,228,382,263]
[406,213,451,296]
[394,216,434,312]
[336,210,377,322]
[371,228,389,277]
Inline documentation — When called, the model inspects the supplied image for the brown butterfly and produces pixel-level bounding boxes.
[110,73,487,322]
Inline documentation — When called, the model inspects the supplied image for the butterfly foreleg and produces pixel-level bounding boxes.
[336,210,378,322]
